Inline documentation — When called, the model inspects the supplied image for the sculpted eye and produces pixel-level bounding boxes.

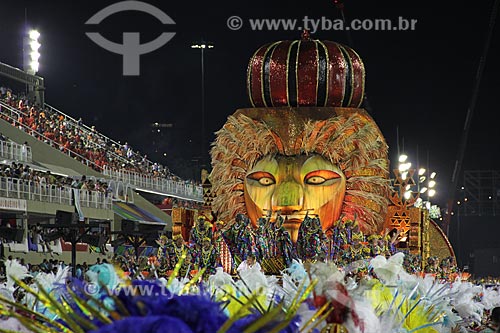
[306,176,327,185]
[304,170,340,185]
[247,171,276,186]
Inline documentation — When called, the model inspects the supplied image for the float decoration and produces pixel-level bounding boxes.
[211,31,390,245]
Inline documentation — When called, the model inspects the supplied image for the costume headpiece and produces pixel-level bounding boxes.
[352,232,365,242]
[173,234,183,240]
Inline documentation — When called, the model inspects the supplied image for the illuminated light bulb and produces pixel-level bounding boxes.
[30,51,40,61]
[29,40,41,51]
[399,162,411,172]
[29,61,39,72]
[29,30,40,40]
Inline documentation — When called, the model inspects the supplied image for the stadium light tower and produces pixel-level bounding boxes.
[191,41,214,165]
[28,29,41,74]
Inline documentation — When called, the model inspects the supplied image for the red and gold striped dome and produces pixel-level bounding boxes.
[247,32,365,108]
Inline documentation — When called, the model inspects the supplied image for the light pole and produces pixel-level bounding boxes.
[24,29,43,105]
[191,42,214,166]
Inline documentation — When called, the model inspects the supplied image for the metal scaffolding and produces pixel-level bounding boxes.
[0,62,45,105]
[458,170,500,216]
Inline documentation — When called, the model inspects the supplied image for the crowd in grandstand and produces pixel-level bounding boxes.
[0,86,190,184]
[0,161,110,196]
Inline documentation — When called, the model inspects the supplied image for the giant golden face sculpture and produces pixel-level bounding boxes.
[244,154,346,240]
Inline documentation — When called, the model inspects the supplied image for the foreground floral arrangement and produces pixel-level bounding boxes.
[1,253,499,333]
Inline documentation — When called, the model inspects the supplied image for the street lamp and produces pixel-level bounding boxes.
[191,41,214,165]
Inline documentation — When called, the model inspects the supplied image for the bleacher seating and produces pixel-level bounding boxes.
[0,86,203,201]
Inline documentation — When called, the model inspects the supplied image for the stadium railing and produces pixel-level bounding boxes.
[0,176,112,209]
[102,166,203,201]
[0,140,32,162]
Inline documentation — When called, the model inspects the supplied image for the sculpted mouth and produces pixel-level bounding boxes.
[283,218,302,226]
[267,210,315,225]
[275,211,313,219]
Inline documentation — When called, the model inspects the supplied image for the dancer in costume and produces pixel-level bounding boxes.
[156,234,169,259]
[255,216,270,260]
[190,216,213,249]
[212,220,233,273]
[167,234,189,272]
[343,230,370,262]
[220,213,256,268]
[297,214,328,262]
[274,214,295,267]
[236,214,255,260]
[221,214,242,257]
[339,220,355,247]
[368,234,383,257]
[329,218,348,262]
[196,237,218,278]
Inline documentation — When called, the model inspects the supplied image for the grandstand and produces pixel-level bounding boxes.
[0,61,204,264]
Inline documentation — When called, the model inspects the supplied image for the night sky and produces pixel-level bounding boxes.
[1,0,499,210]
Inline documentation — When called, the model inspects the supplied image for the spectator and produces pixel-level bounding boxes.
[237,253,261,273]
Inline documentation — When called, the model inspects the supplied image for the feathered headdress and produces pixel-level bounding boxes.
[4,259,31,290]
[367,234,381,242]
[351,232,365,242]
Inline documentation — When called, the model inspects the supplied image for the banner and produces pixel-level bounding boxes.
[0,197,27,211]
[72,189,85,221]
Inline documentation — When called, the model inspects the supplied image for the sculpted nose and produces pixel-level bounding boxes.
[271,180,303,214]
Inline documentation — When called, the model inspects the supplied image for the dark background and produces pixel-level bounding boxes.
[1,0,499,272]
